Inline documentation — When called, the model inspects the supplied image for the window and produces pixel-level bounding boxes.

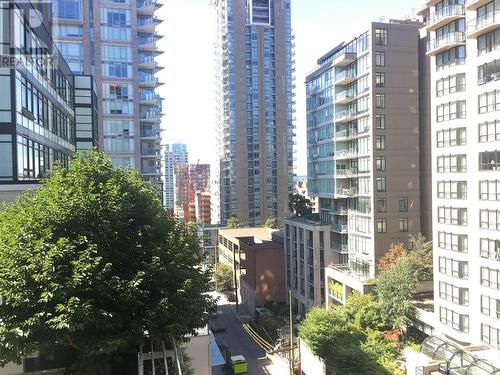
[375,73,385,88]
[479,180,500,200]
[375,52,385,67]
[480,238,500,260]
[438,232,468,252]
[376,94,385,108]
[437,154,467,173]
[375,136,386,150]
[377,219,387,233]
[376,177,386,192]
[399,197,408,212]
[437,206,468,225]
[478,29,500,56]
[478,58,500,85]
[480,209,500,230]
[481,324,500,348]
[481,295,500,320]
[436,73,466,97]
[479,89,500,113]
[437,127,466,147]
[436,46,465,71]
[479,121,500,142]
[439,282,469,306]
[399,218,408,232]
[376,198,387,213]
[55,0,82,19]
[481,266,500,290]
[439,256,468,279]
[436,100,466,122]
[437,181,467,199]
[440,307,469,332]
[479,150,500,171]
[376,156,386,171]
[375,29,388,45]
[376,115,385,129]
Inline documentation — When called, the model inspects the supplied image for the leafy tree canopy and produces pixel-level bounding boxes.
[376,257,420,329]
[264,217,279,229]
[226,217,241,228]
[213,263,233,292]
[0,150,213,374]
[288,193,313,217]
[378,242,408,273]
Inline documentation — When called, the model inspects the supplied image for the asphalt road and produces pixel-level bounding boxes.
[212,294,274,375]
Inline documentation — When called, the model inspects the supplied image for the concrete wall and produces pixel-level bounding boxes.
[184,334,211,375]
[0,362,23,375]
[299,338,326,375]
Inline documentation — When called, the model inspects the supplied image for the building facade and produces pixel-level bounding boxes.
[52,0,164,191]
[214,0,295,227]
[164,143,188,211]
[0,0,96,202]
[286,20,427,316]
[218,227,285,316]
[419,0,500,351]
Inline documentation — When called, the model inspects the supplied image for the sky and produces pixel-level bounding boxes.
[156,0,420,174]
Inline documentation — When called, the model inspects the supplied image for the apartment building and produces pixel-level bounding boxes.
[218,227,285,316]
[286,20,427,315]
[418,0,500,353]
[0,0,98,203]
[164,143,188,211]
[195,191,212,225]
[52,0,164,192]
[213,0,295,227]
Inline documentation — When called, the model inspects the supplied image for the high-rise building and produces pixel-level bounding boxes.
[418,0,500,351]
[0,0,97,203]
[213,0,295,227]
[195,191,212,224]
[164,143,188,211]
[285,20,428,315]
[51,0,164,191]
[173,163,211,221]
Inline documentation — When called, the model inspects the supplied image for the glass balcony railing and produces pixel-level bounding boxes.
[467,10,500,38]
[426,31,465,55]
[427,5,464,29]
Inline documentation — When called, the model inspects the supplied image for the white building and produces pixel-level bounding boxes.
[418,0,500,353]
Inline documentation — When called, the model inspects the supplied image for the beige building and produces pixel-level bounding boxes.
[213,0,295,227]
[418,0,500,355]
[286,19,430,316]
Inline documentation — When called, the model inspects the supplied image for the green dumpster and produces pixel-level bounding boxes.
[231,355,248,374]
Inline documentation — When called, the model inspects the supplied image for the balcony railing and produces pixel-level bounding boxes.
[331,244,348,253]
[141,149,158,156]
[140,129,158,137]
[426,31,465,55]
[466,0,491,11]
[142,165,158,173]
[334,70,356,85]
[427,5,464,31]
[334,149,358,160]
[467,10,500,39]
[335,129,358,140]
[335,90,355,104]
[332,51,356,67]
[334,110,356,123]
[336,187,358,197]
[335,168,358,177]
[331,224,348,233]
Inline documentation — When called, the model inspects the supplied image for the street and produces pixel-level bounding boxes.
[212,293,287,375]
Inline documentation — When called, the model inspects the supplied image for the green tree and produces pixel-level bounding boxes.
[288,193,313,217]
[376,257,420,329]
[264,217,279,229]
[226,217,241,228]
[341,293,389,332]
[408,233,433,281]
[213,263,233,292]
[0,150,213,374]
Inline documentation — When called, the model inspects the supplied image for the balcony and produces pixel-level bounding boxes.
[426,5,465,31]
[335,187,358,198]
[425,0,441,6]
[331,243,348,253]
[140,129,159,139]
[137,16,162,33]
[426,31,465,56]
[138,74,161,88]
[334,90,356,104]
[137,0,162,14]
[332,51,356,67]
[137,34,162,51]
[334,70,356,85]
[139,93,161,105]
[335,129,358,141]
[467,10,500,39]
[331,223,348,234]
[141,148,158,157]
[142,165,158,174]
[335,168,358,178]
[334,149,358,160]
[466,0,491,11]
[140,111,162,122]
[334,110,356,123]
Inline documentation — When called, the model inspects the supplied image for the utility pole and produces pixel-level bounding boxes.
[289,290,294,375]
